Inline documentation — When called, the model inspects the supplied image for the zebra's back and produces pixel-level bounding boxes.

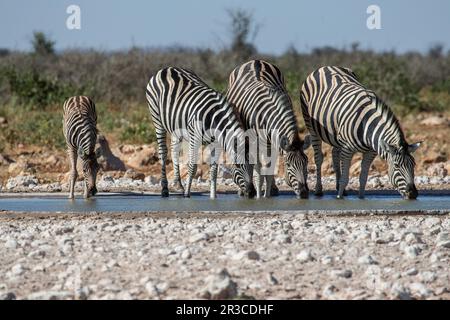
[226,60,299,145]
[146,67,242,137]
[63,96,97,152]
[300,66,381,151]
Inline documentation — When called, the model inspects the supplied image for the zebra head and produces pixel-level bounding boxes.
[280,135,311,198]
[232,163,256,198]
[380,140,421,199]
[78,149,99,198]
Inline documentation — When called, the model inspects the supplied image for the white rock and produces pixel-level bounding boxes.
[357,254,378,265]
[296,249,313,263]
[404,245,419,259]
[419,271,437,283]
[409,283,432,298]
[4,239,18,249]
[202,269,238,300]
[11,264,25,276]
[321,255,334,265]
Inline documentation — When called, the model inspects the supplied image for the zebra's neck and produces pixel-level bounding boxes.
[370,100,406,160]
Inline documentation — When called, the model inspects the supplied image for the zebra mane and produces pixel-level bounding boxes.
[375,97,407,147]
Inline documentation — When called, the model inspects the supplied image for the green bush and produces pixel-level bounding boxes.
[0,67,77,108]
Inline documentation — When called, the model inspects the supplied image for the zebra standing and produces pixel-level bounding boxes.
[63,96,99,199]
[226,60,310,198]
[300,66,421,199]
[145,67,255,199]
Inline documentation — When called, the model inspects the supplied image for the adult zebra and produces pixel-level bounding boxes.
[226,60,310,199]
[146,67,255,199]
[300,66,421,199]
[63,96,99,199]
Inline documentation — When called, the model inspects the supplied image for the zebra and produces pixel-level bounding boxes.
[145,67,256,199]
[63,96,99,199]
[300,66,421,199]
[226,60,310,199]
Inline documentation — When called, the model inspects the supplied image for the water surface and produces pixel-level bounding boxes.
[1,191,449,213]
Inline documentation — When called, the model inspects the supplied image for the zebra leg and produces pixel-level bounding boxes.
[264,175,275,198]
[67,147,78,199]
[209,162,218,199]
[156,129,169,197]
[358,151,376,199]
[254,162,263,199]
[184,136,199,198]
[311,136,324,196]
[337,149,354,199]
[332,147,347,196]
[171,136,184,193]
[270,178,280,196]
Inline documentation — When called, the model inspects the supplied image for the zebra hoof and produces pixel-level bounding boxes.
[183,193,191,198]
[270,185,280,196]
[336,195,344,200]
[314,191,324,197]
[161,189,169,197]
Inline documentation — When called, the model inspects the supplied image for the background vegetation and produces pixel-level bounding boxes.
[0,9,449,151]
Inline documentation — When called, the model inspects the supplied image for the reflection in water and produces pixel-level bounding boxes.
[1,193,449,213]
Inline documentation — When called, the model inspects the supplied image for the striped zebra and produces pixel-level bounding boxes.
[145,67,256,199]
[63,96,99,199]
[300,66,421,199]
[226,60,310,198]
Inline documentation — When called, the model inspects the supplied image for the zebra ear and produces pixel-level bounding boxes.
[279,136,290,151]
[303,135,311,150]
[380,140,397,155]
[408,141,422,153]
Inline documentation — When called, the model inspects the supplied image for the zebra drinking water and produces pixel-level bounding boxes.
[226,60,310,198]
[300,66,421,199]
[146,67,255,198]
[63,96,99,199]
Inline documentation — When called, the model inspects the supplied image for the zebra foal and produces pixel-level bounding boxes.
[300,66,421,199]
[63,96,99,199]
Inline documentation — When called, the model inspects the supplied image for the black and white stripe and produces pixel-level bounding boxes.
[63,96,99,199]
[300,66,421,199]
[226,60,310,198]
[145,67,255,198]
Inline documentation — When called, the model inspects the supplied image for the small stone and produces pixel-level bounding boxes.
[5,239,18,249]
[405,267,418,276]
[55,227,74,235]
[357,254,378,265]
[391,283,412,300]
[436,232,450,248]
[330,269,352,279]
[11,264,25,276]
[246,250,260,261]
[409,283,432,298]
[201,269,238,300]
[296,249,313,263]
[322,285,338,298]
[0,292,16,300]
[145,282,159,297]
[419,271,437,283]
[320,255,334,265]
[404,245,419,259]
[181,249,191,260]
[267,272,278,285]
[189,233,209,243]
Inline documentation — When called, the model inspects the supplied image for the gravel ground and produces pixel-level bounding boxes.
[0,212,449,300]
